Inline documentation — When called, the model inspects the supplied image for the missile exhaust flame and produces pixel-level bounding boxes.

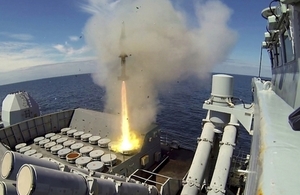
[113,22,139,154]
[112,80,140,155]
[121,81,131,150]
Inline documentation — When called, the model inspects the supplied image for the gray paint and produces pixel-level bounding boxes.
[245,78,300,194]
[0,110,73,148]
[1,92,40,127]
[207,122,237,195]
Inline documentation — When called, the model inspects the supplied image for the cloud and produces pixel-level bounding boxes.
[69,36,80,42]
[0,30,94,81]
[53,44,65,53]
[83,0,237,131]
[54,35,91,56]
[0,40,94,75]
[0,32,34,41]
[0,60,97,85]
[82,0,120,14]
[10,34,34,41]
[0,41,56,72]
[53,44,90,55]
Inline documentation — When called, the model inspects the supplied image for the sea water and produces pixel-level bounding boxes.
[0,73,253,152]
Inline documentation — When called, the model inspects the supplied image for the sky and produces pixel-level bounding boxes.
[0,0,272,85]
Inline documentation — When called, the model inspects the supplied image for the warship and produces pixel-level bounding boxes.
[1,0,300,194]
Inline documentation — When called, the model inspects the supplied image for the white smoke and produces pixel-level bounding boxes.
[83,0,237,131]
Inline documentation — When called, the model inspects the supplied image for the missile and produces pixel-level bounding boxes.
[118,53,129,81]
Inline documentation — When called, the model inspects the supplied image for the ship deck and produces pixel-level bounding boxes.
[246,78,300,195]
[0,108,196,195]
[158,145,194,179]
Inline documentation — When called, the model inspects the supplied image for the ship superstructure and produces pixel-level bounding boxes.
[1,1,300,195]
[245,0,300,194]
[1,91,40,127]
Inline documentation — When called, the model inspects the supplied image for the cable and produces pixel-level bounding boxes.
[231,97,253,109]
[269,0,280,20]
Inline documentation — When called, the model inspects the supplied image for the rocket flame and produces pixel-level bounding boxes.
[121,81,131,150]
[114,81,140,153]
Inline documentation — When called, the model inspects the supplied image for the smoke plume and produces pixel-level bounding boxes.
[83,0,237,131]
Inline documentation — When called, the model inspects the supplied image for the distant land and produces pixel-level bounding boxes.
[0,60,271,86]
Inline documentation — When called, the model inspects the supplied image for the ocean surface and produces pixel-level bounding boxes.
[0,74,253,152]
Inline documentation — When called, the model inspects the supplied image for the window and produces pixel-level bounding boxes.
[275,43,282,67]
[283,30,294,63]
[271,44,281,67]
[268,49,274,68]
